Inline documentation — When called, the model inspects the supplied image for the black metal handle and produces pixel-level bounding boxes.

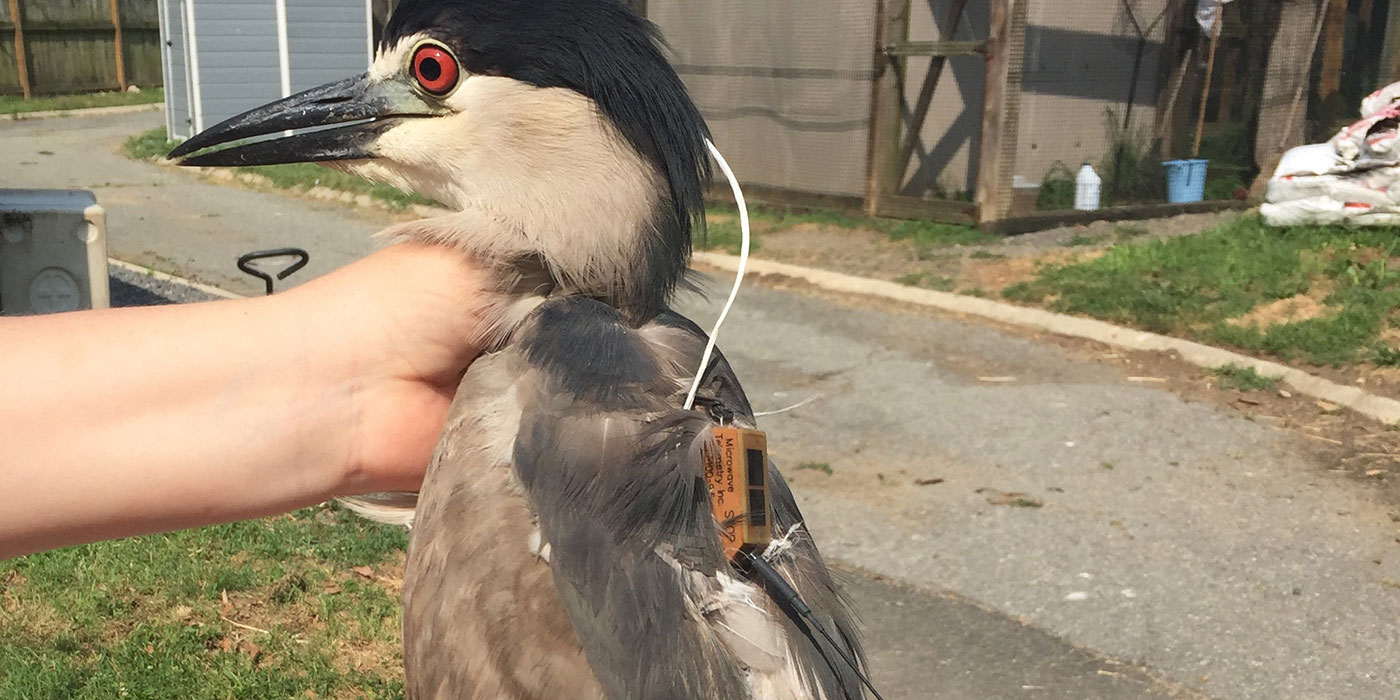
[237,248,310,296]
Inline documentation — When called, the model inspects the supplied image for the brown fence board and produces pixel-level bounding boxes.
[1,0,162,96]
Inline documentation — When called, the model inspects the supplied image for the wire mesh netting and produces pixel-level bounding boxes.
[649,0,879,199]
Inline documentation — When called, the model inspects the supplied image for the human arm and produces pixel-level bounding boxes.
[0,243,487,559]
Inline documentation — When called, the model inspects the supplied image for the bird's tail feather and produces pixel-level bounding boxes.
[337,492,419,528]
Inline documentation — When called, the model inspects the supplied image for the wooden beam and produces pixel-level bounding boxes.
[109,0,126,89]
[974,0,1027,224]
[864,0,911,216]
[1155,49,1193,153]
[988,200,1249,236]
[1318,0,1348,99]
[0,21,161,32]
[872,194,978,224]
[7,0,29,99]
[1215,44,1238,123]
[884,40,984,57]
[892,0,970,198]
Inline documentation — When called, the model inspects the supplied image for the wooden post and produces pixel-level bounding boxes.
[110,0,127,89]
[1382,0,1400,82]
[1317,0,1347,100]
[1251,0,1328,195]
[1155,49,1193,153]
[975,0,1026,225]
[8,0,29,99]
[1278,3,1329,152]
[864,0,910,216]
[1215,45,1237,123]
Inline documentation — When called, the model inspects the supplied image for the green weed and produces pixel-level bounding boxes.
[1114,224,1149,240]
[1211,364,1283,392]
[895,272,956,291]
[1065,234,1107,247]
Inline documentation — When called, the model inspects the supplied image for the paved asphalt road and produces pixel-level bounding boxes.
[7,110,1400,699]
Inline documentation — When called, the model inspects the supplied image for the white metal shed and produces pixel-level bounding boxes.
[158,0,378,140]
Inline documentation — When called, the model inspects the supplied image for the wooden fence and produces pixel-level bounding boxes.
[1,0,162,97]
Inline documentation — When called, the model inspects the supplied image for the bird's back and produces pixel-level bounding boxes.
[402,296,865,699]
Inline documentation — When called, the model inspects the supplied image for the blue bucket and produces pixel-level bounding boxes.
[1162,159,1209,203]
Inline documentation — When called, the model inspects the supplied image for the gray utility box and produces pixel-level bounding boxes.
[0,190,111,316]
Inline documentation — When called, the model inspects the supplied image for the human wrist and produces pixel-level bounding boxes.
[282,245,489,495]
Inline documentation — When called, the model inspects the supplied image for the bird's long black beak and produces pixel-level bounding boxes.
[167,74,433,167]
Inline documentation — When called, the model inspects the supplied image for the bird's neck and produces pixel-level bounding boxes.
[379,204,688,323]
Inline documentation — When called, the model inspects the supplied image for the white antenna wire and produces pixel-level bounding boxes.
[684,139,751,411]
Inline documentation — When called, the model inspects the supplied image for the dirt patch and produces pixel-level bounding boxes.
[1227,294,1332,328]
[755,224,950,282]
[957,250,1103,292]
[1351,245,1390,266]
[957,256,1040,291]
[332,624,403,677]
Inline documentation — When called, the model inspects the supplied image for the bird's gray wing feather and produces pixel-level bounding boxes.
[764,463,868,697]
[649,310,868,699]
[515,298,866,699]
[514,297,747,699]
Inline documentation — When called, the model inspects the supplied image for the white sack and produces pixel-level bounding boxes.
[1261,197,1349,226]
[1272,143,1345,178]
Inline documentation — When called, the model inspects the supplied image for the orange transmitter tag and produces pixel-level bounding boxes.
[704,426,772,561]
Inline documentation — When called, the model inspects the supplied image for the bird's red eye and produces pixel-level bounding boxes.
[412,45,459,96]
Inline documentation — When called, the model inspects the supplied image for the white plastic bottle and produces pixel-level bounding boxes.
[1074,162,1102,211]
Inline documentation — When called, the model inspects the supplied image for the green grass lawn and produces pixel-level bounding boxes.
[1004,214,1400,367]
[0,504,408,699]
[1,88,164,115]
[124,128,437,211]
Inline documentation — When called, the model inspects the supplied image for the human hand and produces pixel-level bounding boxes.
[282,243,490,495]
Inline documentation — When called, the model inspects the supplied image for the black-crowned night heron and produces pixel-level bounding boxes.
[169,1,867,697]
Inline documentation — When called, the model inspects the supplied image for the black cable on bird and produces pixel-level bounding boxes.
[743,552,888,700]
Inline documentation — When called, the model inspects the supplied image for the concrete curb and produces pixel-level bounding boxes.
[693,251,1400,426]
[108,258,243,300]
[3,102,164,122]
